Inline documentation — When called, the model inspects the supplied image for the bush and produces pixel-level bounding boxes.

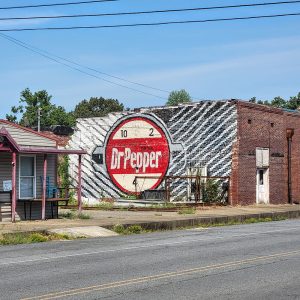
[202,179,221,203]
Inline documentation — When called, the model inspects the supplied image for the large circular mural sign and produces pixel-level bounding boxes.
[105,116,170,194]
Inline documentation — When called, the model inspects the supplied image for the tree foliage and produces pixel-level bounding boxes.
[166,89,192,106]
[6,88,75,128]
[73,97,124,119]
[249,92,300,110]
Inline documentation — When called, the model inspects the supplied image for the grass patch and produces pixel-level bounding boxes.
[78,213,91,220]
[59,210,91,220]
[112,224,144,235]
[0,232,73,246]
[92,202,114,210]
[148,203,177,209]
[112,216,287,235]
[200,216,287,228]
[177,207,196,215]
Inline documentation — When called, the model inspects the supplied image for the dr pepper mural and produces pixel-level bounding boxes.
[68,101,237,202]
[105,116,171,194]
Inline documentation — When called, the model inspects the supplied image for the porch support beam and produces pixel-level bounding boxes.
[11,152,17,223]
[77,154,82,214]
[42,154,48,220]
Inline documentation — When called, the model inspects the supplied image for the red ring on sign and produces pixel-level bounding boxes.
[105,116,170,194]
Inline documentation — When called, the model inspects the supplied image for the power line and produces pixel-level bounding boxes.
[0,33,167,100]
[1,12,300,32]
[0,33,170,94]
[1,1,300,21]
[0,0,119,10]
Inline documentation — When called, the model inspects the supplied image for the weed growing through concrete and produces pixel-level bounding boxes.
[112,224,144,235]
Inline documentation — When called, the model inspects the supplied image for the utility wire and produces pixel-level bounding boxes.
[0,33,167,100]
[1,1,300,21]
[1,12,300,31]
[0,33,170,94]
[0,0,119,10]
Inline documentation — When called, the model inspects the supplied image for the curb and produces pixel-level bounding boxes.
[104,210,300,231]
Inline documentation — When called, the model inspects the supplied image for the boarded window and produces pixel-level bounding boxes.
[256,148,269,168]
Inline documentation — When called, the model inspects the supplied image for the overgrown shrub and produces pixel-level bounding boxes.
[202,179,221,203]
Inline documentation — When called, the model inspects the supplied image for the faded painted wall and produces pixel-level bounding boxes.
[68,100,237,203]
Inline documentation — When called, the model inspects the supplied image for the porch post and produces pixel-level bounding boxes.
[77,154,82,213]
[11,152,17,223]
[42,154,48,220]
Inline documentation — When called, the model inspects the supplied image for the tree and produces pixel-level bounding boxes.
[166,89,192,106]
[287,92,300,110]
[249,93,300,110]
[270,96,286,108]
[6,88,75,128]
[73,97,124,119]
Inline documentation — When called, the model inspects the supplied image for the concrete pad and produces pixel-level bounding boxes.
[48,226,119,238]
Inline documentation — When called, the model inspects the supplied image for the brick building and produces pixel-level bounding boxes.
[68,100,300,206]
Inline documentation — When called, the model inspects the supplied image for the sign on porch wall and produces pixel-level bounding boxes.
[3,180,12,191]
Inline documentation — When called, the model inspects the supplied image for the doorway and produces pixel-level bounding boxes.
[256,168,269,204]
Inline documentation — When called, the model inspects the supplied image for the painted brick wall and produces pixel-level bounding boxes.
[68,101,238,202]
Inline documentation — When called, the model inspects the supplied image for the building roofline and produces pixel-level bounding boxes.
[0,126,86,155]
[0,127,21,151]
[0,119,59,143]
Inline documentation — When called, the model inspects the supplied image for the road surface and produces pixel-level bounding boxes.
[1,220,300,299]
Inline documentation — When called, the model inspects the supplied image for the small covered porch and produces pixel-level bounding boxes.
[0,125,86,222]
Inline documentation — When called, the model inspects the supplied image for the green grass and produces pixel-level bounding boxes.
[198,216,287,228]
[91,202,114,210]
[177,207,196,215]
[0,232,73,246]
[112,216,287,235]
[59,210,91,220]
[78,213,91,220]
[112,224,144,235]
[148,203,177,209]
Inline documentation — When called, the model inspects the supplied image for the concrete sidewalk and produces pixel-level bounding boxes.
[1,204,300,234]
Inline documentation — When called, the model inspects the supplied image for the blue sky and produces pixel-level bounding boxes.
[1,0,300,118]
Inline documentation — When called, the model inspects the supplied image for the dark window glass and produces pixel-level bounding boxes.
[259,170,264,185]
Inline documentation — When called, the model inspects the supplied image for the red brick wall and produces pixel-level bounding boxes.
[231,102,300,205]
[285,114,300,203]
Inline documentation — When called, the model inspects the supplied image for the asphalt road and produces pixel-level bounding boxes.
[1,220,300,300]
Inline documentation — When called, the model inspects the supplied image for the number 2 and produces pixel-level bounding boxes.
[149,128,154,136]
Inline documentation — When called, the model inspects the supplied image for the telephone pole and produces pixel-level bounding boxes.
[37,107,42,132]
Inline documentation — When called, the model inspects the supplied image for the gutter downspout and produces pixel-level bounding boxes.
[287,128,294,204]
